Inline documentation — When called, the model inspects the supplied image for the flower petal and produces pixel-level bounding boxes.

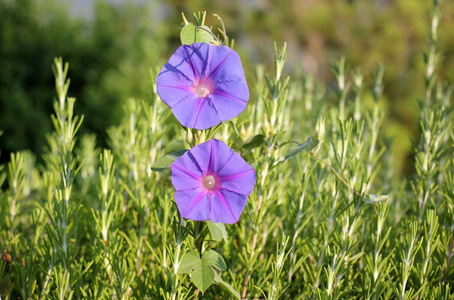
[220,168,256,195]
[208,46,249,121]
[157,85,195,108]
[210,190,249,224]
[182,43,211,78]
[210,51,247,88]
[157,43,249,129]
[180,139,214,174]
[171,163,201,191]
[205,45,234,77]
[217,147,255,195]
[175,189,211,221]
[210,87,248,121]
[159,45,199,81]
[193,98,223,130]
[187,139,232,174]
[169,94,199,128]
[156,46,196,108]
[170,139,255,224]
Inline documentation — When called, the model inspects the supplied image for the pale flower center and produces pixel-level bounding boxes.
[196,83,211,98]
[203,175,216,190]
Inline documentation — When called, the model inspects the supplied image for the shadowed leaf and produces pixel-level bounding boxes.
[151,149,188,172]
[284,137,319,160]
[243,134,265,151]
[207,221,228,242]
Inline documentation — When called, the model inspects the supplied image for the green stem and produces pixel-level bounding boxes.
[171,217,185,300]
[195,221,205,254]
[309,153,364,198]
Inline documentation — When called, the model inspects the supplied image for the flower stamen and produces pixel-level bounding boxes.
[196,82,211,98]
[203,175,216,190]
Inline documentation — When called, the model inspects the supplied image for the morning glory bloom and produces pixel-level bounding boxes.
[171,139,256,224]
[156,43,249,130]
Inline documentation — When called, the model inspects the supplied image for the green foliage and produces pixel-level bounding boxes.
[2,0,454,173]
[1,1,454,299]
[0,0,167,159]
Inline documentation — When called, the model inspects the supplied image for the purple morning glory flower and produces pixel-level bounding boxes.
[170,139,256,224]
[156,43,249,130]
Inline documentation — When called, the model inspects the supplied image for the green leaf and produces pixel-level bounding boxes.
[192,250,226,292]
[178,250,227,293]
[191,263,215,293]
[180,24,215,45]
[284,137,319,160]
[243,134,265,151]
[214,273,241,300]
[177,250,199,274]
[207,220,228,242]
[201,250,227,271]
[151,149,187,172]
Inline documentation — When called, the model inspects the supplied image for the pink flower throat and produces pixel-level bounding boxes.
[195,81,212,98]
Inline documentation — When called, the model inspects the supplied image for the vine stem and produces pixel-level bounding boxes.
[195,221,205,255]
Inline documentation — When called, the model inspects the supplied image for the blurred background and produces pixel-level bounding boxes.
[1,0,453,174]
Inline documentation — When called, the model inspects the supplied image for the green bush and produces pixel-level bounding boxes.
[0,1,453,298]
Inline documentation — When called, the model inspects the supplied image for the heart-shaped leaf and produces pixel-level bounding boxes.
[180,24,215,45]
[177,250,199,274]
[191,263,215,293]
[201,250,226,271]
[177,250,227,293]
